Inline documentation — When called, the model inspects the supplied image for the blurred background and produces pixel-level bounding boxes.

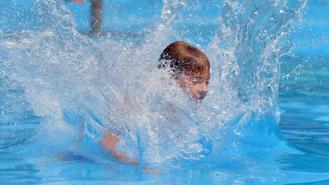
[1,0,327,53]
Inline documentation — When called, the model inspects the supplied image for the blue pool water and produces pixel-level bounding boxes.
[1,0,329,184]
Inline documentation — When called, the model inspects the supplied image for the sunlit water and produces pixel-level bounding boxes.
[0,0,329,184]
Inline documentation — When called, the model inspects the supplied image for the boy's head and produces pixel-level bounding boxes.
[159,41,210,101]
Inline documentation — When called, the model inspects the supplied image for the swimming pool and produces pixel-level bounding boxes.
[1,0,329,184]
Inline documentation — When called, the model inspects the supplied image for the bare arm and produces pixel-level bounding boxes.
[101,133,164,174]
[100,132,138,164]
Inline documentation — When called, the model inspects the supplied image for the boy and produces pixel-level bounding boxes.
[158,41,210,101]
[100,41,211,164]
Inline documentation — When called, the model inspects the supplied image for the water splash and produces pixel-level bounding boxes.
[0,0,308,167]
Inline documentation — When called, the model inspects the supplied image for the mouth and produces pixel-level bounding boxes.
[192,91,207,100]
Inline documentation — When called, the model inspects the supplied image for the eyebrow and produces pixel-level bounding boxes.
[195,76,210,80]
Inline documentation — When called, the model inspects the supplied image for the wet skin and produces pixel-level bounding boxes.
[177,68,210,101]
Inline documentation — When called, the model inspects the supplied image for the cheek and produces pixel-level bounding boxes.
[179,81,195,94]
[191,83,208,94]
[189,84,200,93]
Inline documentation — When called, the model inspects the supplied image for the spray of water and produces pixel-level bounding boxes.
[0,0,307,165]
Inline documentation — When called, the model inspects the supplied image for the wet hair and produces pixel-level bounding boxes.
[158,41,210,77]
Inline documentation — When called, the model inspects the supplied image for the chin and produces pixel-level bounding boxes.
[192,95,206,101]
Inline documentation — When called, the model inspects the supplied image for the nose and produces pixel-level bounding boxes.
[198,82,208,92]
[195,82,208,100]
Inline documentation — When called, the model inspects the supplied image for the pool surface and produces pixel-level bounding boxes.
[1,0,329,184]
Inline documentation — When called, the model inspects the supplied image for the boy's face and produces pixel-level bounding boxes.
[177,68,210,101]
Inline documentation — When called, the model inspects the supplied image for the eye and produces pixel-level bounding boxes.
[191,79,200,84]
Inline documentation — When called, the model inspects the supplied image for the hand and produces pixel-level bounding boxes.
[111,150,138,165]
[100,132,119,151]
[100,133,138,165]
